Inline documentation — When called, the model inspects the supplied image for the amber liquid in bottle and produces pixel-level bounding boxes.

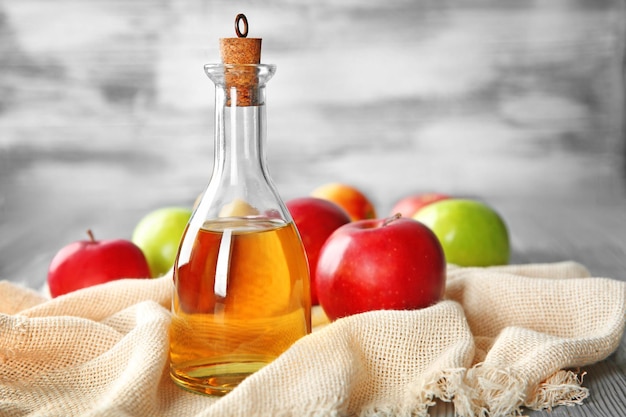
[169,217,311,395]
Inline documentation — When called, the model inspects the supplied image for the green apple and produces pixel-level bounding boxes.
[132,207,192,277]
[413,198,510,267]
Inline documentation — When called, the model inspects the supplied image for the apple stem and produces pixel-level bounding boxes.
[383,213,402,227]
[86,229,96,242]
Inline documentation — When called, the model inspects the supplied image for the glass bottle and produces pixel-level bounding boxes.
[168,63,311,396]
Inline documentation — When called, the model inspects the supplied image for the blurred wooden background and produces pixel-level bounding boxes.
[1,0,625,291]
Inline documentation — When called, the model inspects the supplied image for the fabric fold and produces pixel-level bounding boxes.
[203,301,474,417]
[443,262,626,416]
[1,261,624,417]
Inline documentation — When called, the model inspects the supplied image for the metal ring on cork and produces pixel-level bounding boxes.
[220,13,261,65]
[235,14,248,38]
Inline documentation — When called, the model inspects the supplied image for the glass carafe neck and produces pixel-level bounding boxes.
[201,64,283,220]
[205,64,275,106]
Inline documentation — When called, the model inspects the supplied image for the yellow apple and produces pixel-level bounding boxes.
[310,183,376,221]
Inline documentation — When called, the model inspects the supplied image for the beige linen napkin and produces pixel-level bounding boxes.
[1,261,624,417]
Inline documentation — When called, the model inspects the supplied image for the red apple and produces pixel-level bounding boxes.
[389,192,450,218]
[316,214,446,321]
[286,197,352,305]
[310,183,377,221]
[48,230,152,297]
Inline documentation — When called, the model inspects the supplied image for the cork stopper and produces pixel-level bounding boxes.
[219,14,262,106]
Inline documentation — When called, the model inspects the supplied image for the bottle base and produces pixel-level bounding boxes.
[170,356,271,396]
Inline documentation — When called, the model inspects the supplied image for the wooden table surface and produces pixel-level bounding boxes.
[1,1,625,416]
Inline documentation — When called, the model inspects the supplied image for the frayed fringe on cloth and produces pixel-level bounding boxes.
[526,370,588,411]
[451,366,588,417]
[359,366,589,417]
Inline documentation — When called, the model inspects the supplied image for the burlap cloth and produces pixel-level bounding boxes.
[1,261,625,417]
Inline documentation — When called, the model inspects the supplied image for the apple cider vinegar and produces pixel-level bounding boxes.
[169,217,311,395]
[169,15,311,396]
